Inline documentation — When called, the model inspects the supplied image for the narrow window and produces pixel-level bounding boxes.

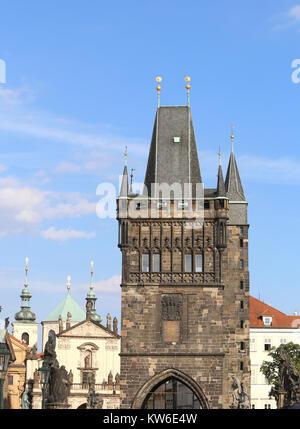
[8,375,13,385]
[240,342,245,351]
[240,361,244,371]
[240,226,243,235]
[240,301,244,309]
[240,320,244,329]
[142,254,150,272]
[185,254,192,272]
[204,201,210,210]
[240,280,244,290]
[195,254,203,273]
[153,254,161,272]
[240,259,244,269]
[240,238,243,248]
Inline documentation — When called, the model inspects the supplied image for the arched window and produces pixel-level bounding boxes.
[142,378,202,409]
[22,332,29,345]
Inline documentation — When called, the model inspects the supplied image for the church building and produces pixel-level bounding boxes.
[117,79,250,409]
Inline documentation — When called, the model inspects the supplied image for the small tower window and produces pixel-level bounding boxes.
[21,332,29,345]
[240,259,244,269]
[240,280,244,290]
[142,254,150,272]
[173,137,181,143]
[185,254,192,272]
[195,254,203,273]
[264,339,272,351]
[204,201,210,210]
[153,254,161,272]
[240,238,244,248]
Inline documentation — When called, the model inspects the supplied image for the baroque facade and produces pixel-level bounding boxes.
[117,104,250,409]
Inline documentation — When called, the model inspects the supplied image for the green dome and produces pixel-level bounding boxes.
[15,309,36,322]
[44,293,85,322]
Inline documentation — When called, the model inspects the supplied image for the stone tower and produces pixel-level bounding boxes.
[117,102,250,409]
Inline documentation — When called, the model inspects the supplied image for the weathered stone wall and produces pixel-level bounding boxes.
[118,200,250,409]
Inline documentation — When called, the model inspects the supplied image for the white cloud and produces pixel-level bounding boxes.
[0,86,35,105]
[41,226,96,241]
[0,164,7,174]
[288,5,300,21]
[0,176,97,237]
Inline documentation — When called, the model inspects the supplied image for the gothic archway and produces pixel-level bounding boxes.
[131,368,209,409]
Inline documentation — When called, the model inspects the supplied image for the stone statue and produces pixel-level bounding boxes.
[68,370,73,394]
[278,346,300,408]
[47,365,69,404]
[44,330,58,368]
[21,389,30,409]
[115,373,120,387]
[86,373,103,409]
[43,330,70,407]
[113,317,118,335]
[86,300,93,320]
[107,313,112,331]
[230,376,250,409]
[4,317,9,329]
[33,369,39,388]
[108,371,113,387]
[58,315,63,333]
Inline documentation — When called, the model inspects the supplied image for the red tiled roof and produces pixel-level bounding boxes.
[250,296,300,328]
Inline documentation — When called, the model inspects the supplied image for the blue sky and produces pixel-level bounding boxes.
[1,1,300,344]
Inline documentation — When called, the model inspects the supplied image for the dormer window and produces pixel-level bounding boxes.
[263,316,272,327]
[173,137,181,143]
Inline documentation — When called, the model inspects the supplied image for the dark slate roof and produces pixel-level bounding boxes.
[225,152,246,201]
[204,188,217,198]
[144,106,202,198]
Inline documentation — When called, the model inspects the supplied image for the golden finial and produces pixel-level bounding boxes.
[231,126,235,153]
[156,76,162,108]
[124,146,128,166]
[90,260,94,275]
[218,147,222,166]
[67,275,71,292]
[185,76,191,106]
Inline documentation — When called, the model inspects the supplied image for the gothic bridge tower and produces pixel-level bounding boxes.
[117,82,250,409]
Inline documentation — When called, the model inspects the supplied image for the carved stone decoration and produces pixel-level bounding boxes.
[161,295,182,321]
[58,314,63,333]
[108,370,113,387]
[230,376,250,409]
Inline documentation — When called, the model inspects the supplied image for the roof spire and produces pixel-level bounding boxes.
[124,146,128,167]
[130,168,135,192]
[156,76,162,108]
[24,257,29,287]
[185,76,191,106]
[67,275,71,293]
[231,126,235,153]
[225,127,246,201]
[90,260,94,292]
[216,150,226,197]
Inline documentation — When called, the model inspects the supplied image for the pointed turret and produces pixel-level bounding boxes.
[216,151,226,198]
[119,147,129,198]
[225,129,246,202]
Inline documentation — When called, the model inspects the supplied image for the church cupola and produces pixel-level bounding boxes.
[86,261,102,323]
[14,257,36,323]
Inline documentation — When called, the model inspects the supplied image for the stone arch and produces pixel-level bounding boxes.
[77,403,87,409]
[131,368,209,409]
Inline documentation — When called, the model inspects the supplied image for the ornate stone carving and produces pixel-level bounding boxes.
[161,295,182,321]
[230,376,250,409]
[278,346,300,408]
